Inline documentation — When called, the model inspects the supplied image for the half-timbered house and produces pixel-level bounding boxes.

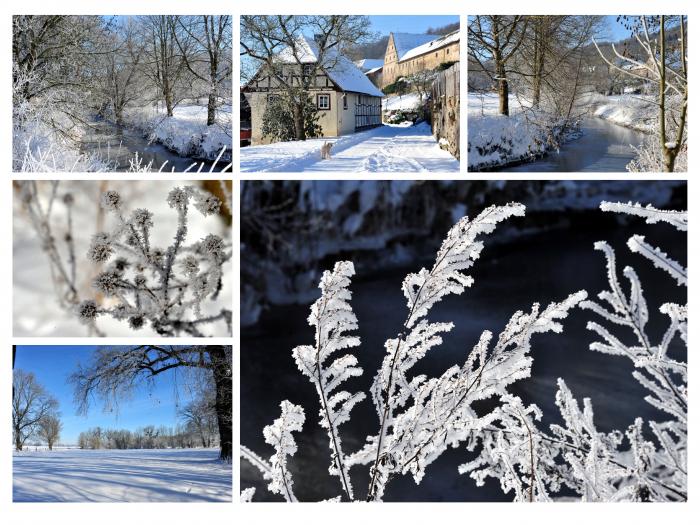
[242,36,384,145]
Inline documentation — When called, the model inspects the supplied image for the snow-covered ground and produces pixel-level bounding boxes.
[13,448,231,502]
[13,180,232,337]
[240,122,459,172]
[383,92,426,112]
[124,104,232,161]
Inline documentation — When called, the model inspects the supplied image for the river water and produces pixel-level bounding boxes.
[504,118,647,172]
[79,119,228,172]
[240,218,686,501]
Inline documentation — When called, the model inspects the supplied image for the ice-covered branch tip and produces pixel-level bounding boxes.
[600,201,687,231]
[292,261,364,500]
[627,235,686,286]
[402,202,526,327]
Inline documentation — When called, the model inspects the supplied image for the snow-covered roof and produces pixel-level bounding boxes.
[399,30,460,62]
[275,36,384,97]
[365,66,383,75]
[391,33,437,61]
[355,58,384,72]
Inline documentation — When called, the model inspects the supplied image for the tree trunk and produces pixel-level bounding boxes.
[532,21,545,108]
[659,16,670,172]
[497,62,509,116]
[293,103,306,140]
[15,429,22,451]
[164,81,174,117]
[209,345,232,461]
[207,91,216,126]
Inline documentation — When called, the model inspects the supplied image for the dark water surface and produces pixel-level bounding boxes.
[504,119,647,172]
[240,219,686,501]
[80,119,225,172]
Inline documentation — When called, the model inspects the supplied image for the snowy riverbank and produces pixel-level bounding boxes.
[467,93,583,171]
[123,104,232,162]
[585,93,656,133]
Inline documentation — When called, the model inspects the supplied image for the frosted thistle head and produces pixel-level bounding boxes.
[180,254,200,277]
[77,300,99,324]
[92,271,122,296]
[200,234,225,261]
[194,193,222,216]
[87,233,113,263]
[131,208,154,229]
[167,187,191,210]
[100,190,123,212]
[128,315,145,330]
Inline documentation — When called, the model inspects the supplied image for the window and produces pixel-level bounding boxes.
[267,94,279,104]
[303,64,314,76]
[446,49,450,55]
[317,94,331,110]
[342,93,348,110]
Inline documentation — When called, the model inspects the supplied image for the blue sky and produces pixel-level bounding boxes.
[605,15,634,42]
[14,346,193,445]
[368,15,460,36]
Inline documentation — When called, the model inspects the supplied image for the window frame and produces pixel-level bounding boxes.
[317,93,331,111]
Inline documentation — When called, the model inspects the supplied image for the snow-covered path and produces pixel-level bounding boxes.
[240,122,459,172]
[13,449,231,502]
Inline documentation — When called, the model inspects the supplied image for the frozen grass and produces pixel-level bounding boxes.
[13,448,231,502]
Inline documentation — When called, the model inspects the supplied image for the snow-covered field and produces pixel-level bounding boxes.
[13,448,231,502]
[13,180,232,337]
[124,104,232,161]
[240,122,459,172]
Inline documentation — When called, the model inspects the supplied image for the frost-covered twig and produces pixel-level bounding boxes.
[365,203,526,500]
[292,261,364,500]
[241,401,305,502]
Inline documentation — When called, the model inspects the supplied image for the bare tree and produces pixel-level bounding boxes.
[12,370,59,451]
[38,414,62,450]
[99,20,145,124]
[71,345,232,461]
[175,16,232,126]
[179,394,217,448]
[516,16,603,107]
[468,16,528,115]
[594,15,687,172]
[240,15,374,140]
[141,16,186,116]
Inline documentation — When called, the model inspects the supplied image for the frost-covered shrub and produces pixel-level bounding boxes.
[16,181,232,337]
[241,203,588,501]
[241,200,687,502]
